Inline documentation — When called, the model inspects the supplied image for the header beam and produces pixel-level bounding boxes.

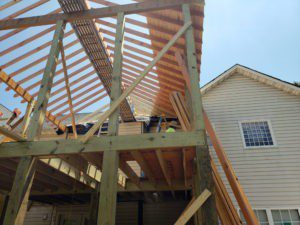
[0,131,205,158]
[0,0,203,30]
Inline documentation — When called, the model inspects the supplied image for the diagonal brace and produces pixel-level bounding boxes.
[81,21,192,143]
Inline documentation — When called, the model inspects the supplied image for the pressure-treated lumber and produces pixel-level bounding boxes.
[211,160,241,225]
[29,179,188,196]
[0,131,205,158]
[203,111,259,225]
[173,33,251,224]
[119,159,141,189]
[0,70,66,131]
[27,20,65,140]
[170,91,241,225]
[0,126,26,142]
[174,189,211,225]
[81,21,192,143]
[3,21,66,225]
[182,4,218,225]
[131,151,156,184]
[97,12,125,225]
[58,0,134,122]
[60,42,77,139]
[78,104,109,124]
[171,59,243,223]
[0,0,202,30]
[155,149,175,198]
[21,100,35,137]
[174,51,191,91]
[3,156,36,225]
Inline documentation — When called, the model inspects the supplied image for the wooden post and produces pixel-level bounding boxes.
[81,20,192,143]
[3,156,36,225]
[97,12,125,225]
[182,3,218,225]
[21,100,35,137]
[89,191,99,225]
[3,20,66,225]
[27,20,66,141]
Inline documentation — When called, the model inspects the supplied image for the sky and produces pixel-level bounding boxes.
[0,0,299,114]
[200,0,300,86]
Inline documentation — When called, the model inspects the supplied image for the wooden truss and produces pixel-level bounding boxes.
[0,1,258,225]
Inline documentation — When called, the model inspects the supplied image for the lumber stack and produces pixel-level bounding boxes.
[170,91,242,225]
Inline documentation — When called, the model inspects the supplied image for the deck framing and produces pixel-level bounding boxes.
[0,1,225,225]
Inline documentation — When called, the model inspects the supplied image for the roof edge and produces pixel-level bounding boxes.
[201,64,300,96]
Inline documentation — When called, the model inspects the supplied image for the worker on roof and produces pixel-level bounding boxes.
[166,120,178,133]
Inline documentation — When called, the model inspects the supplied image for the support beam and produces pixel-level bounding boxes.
[0,131,205,158]
[0,70,66,131]
[174,189,211,225]
[155,149,176,198]
[131,151,156,184]
[174,51,191,91]
[182,3,218,225]
[119,159,140,189]
[60,42,77,139]
[0,0,202,30]
[3,156,36,225]
[97,12,124,225]
[3,21,66,225]
[89,191,99,225]
[27,20,66,140]
[81,20,192,143]
[203,111,258,225]
[30,179,189,196]
[0,126,26,142]
[21,100,35,137]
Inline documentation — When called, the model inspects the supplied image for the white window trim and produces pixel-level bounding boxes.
[239,208,300,225]
[238,119,277,149]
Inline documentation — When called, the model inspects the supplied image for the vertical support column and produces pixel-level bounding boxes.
[27,20,66,141]
[89,191,99,225]
[21,100,35,137]
[182,4,218,225]
[97,12,125,225]
[3,20,66,225]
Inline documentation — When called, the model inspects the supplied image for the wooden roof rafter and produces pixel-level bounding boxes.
[0,0,205,193]
[1,0,204,118]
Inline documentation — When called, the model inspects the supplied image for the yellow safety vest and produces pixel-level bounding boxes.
[166,127,175,133]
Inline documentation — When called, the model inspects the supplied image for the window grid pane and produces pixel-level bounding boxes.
[241,121,274,147]
[240,209,269,225]
[271,209,300,225]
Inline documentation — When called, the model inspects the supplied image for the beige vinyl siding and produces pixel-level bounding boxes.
[202,72,300,208]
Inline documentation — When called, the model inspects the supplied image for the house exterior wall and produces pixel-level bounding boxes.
[202,72,300,209]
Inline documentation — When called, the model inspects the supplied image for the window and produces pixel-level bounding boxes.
[239,120,275,148]
[240,209,269,225]
[271,209,300,225]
